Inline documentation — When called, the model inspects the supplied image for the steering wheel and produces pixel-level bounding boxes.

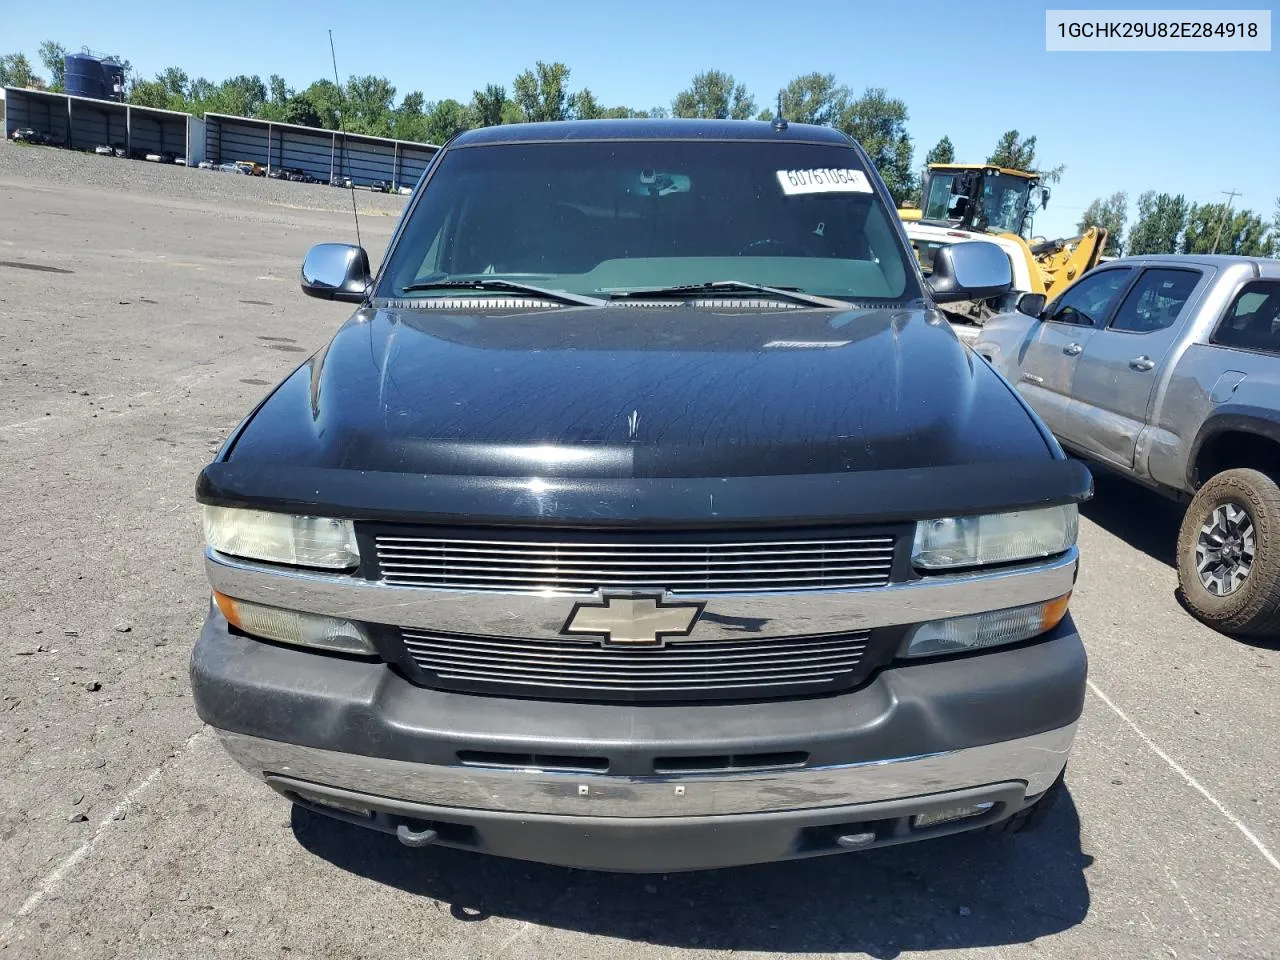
[736,238,816,258]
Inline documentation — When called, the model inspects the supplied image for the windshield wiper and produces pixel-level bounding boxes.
[611,280,851,309]
[399,278,606,307]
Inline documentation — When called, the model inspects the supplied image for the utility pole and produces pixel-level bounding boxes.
[1211,189,1241,254]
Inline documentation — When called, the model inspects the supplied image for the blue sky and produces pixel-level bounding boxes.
[5,0,1276,237]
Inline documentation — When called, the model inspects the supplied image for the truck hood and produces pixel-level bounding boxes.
[223,303,1051,478]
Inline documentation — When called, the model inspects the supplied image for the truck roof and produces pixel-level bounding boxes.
[1103,253,1280,277]
[450,118,855,147]
[929,163,1040,181]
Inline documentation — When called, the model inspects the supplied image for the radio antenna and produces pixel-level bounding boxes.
[329,29,363,253]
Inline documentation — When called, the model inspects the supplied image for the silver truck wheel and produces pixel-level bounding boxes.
[1177,468,1280,636]
[1196,503,1255,596]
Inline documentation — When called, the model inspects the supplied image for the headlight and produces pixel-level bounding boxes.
[214,592,375,655]
[912,504,1077,570]
[202,505,358,570]
[904,593,1071,658]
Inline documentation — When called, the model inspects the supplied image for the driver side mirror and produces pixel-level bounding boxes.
[301,243,372,302]
[926,242,1013,304]
[1016,292,1047,318]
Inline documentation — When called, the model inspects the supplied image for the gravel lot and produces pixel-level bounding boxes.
[1,141,1278,960]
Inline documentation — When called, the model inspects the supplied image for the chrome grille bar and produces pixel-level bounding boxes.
[401,629,869,694]
[375,532,897,594]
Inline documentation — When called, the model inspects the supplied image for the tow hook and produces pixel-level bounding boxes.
[396,822,440,848]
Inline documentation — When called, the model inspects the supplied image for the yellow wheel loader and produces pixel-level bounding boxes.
[899,164,1107,330]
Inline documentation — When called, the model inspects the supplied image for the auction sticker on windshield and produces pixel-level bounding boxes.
[777,169,873,195]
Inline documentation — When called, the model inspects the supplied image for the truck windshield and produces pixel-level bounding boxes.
[975,173,1033,236]
[921,170,1035,238]
[377,139,917,303]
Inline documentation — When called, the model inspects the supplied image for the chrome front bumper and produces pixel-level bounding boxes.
[204,546,1079,642]
[217,723,1075,819]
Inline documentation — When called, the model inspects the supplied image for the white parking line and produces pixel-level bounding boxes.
[0,729,208,946]
[1088,680,1280,873]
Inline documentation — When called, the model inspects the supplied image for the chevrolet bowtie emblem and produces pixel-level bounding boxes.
[562,593,705,646]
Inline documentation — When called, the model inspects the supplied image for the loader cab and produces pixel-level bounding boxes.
[920,165,1044,240]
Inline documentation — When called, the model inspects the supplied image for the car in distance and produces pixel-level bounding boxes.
[975,255,1280,635]
[217,162,245,174]
[11,127,53,145]
[191,119,1090,872]
[197,159,215,170]
[368,179,391,193]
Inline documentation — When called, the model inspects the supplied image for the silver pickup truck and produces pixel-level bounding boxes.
[975,254,1280,636]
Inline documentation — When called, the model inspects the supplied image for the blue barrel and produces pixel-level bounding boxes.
[65,54,106,99]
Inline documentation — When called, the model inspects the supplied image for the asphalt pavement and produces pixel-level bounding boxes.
[1,145,1277,960]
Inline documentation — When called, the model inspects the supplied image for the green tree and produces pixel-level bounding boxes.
[280,91,323,128]
[987,129,1065,183]
[38,41,66,92]
[601,105,652,119]
[987,130,1035,169]
[513,61,571,122]
[1078,191,1128,256]
[389,90,427,140]
[255,73,296,119]
[297,80,342,129]
[925,135,955,165]
[0,53,43,89]
[343,74,396,135]
[500,99,525,125]
[672,70,756,120]
[837,87,914,206]
[1126,191,1188,255]
[1182,203,1277,257]
[472,83,509,127]
[128,78,170,109]
[158,66,190,107]
[762,73,847,126]
[568,88,605,120]
[423,98,472,144]
[188,77,217,104]
[215,74,267,118]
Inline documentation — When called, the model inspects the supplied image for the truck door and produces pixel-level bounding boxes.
[1063,267,1205,467]
[1014,267,1135,435]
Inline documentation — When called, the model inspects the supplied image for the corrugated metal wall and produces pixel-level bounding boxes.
[5,90,69,143]
[127,112,187,155]
[206,115,436,188]
[69,104,128,151]
[5,89,192,158]
[5,91,436,189]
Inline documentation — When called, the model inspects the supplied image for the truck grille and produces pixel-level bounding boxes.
[374,532,897,594]
[400,629,871,697]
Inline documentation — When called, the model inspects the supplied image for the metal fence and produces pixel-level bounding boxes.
[3,88,438,189]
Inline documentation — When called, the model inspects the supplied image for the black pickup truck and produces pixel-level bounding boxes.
[191,119,1090,872]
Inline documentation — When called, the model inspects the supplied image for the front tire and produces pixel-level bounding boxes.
[1177,468,1280,636]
